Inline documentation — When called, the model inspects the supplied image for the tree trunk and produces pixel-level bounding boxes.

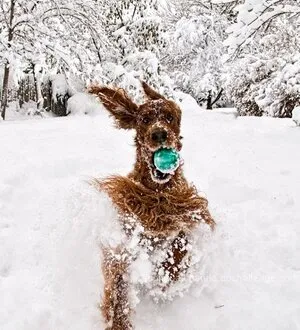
[33,64,43,110]
[206,89,224,110]
[206,91,212,110]
[1,64,10,120]
[211,88,224,108]
[1,0,16,120]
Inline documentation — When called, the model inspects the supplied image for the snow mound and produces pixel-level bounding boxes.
[292,106,300,126]
[67,92,104,116]
[212,108,238,118]
[174,91,204,112]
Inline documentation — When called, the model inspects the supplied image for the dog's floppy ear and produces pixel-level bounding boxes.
[89,85,138,129]
[142,81,165,101]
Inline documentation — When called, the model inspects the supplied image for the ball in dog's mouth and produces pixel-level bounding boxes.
[150,148,181,183]
[153,148,180,172]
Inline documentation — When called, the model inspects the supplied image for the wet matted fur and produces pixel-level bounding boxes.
[89,82,215,330]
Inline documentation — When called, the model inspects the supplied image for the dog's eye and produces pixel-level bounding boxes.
[142,117,151,124]
[165,114,173,123]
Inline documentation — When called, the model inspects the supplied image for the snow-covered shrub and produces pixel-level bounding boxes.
[293,107,300,126]
[225,53,300,118]
[174,90,203,112]
[67,93,103,116]
[225,4,300,117]
[225,56,278,117]
[42,73,85,116]
[261,56,300,118]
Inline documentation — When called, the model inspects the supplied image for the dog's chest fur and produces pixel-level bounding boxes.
[96,175,213,290]
[98,175,208,236]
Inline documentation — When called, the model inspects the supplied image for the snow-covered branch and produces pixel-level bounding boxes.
[225,1,300,57]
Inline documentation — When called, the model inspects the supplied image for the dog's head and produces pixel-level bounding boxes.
[89,82,183,184]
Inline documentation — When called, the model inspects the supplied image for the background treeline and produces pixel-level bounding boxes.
[1,0,299,119]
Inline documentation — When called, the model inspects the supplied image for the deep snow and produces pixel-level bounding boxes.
[1,106,300,330]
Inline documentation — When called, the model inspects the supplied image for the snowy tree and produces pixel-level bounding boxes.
[162,0,243,23]
[224,0,300,117]
[0,0,175,119]
[225,0,300,58]
[225,51,300,117]
[0,0,113,118]
[101,0,164,59]
[38,0,111,115]
[91,0,173,101]
[41,0,110,75]
[0,0,23,120]
[162,1,228,108]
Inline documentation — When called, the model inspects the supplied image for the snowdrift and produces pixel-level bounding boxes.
[1,109,300,330]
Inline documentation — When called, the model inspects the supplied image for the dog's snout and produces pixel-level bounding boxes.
[151,129,168,143]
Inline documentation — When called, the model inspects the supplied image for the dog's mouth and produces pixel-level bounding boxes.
[151,165,171,183]
[147,147,181,184]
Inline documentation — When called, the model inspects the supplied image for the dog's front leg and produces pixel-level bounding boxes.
[101,247,132,330]
[159,231,189,285]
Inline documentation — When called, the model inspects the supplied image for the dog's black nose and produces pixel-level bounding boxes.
[151,130,168,143]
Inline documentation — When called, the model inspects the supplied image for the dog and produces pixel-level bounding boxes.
[89,82,215,330]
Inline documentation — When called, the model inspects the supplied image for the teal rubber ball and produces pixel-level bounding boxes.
[153,148,180,173]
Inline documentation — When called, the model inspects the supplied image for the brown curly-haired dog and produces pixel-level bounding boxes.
[89,82,215,330]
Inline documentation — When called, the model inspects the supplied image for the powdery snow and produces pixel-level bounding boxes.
[1,109,300,330]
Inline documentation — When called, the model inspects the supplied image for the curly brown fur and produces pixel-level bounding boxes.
[93,176,215,235]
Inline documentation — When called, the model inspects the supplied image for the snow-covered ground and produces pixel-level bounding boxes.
[1,106,300,330]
